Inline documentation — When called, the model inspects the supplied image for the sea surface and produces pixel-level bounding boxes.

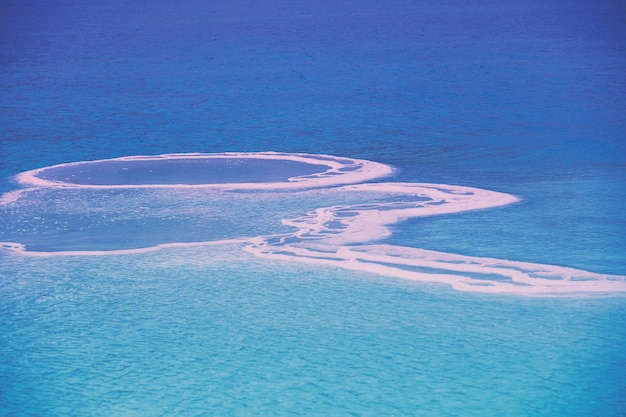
[1,0,625,416]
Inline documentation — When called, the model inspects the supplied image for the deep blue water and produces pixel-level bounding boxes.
[1,0,625,415]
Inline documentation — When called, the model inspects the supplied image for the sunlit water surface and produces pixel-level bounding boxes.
[1,0,625,415]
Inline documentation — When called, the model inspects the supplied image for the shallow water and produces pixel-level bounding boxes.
[4,246,626,415]
[1,0,625,415]
[2,246,625,416]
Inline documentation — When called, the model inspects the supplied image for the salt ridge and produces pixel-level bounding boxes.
[2,153,625,296]
[12,152,394,191]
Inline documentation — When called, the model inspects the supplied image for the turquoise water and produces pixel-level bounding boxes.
[1,0,625,415]
[2,247,625,416]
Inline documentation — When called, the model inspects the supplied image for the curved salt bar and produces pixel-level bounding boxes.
[13,152,394,190]
[247,182,626,295]
[2,152,625,296]
[279,183,521,244]
[248,243,626,296]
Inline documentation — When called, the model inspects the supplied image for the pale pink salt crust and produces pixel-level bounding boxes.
[2,153,625,296]
[244,183,626,296]
[246,244,626,296]
[13,152,394,191]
